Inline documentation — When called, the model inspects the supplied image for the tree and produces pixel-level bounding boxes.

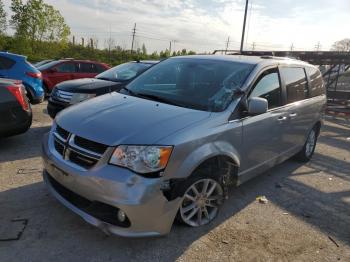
[142,43,147,55]
[331,39,350,52]
[0,0,6,34]
[10,0,70,49]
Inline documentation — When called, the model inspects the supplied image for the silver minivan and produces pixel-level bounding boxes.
[42,55,326,237]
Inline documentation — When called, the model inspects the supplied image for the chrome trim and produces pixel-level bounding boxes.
[68,134,103,159]
[53,90,74,103]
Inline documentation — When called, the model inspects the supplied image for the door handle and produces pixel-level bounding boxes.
[277,116,287,121]
[289,113,297,117]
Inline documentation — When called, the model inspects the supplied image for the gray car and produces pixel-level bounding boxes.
[42,55,326,237]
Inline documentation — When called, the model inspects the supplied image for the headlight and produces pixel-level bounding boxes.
[70,93,96,104]
[109,145,173,174]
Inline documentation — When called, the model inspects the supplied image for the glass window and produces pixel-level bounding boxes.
[55,62,76,73]
[95,64,107,73]
[250,70,282,109]
[97,62,152,82]
[280,67,308,103]
[125,58,254,112]
[80,63,94,73]
[306,67,324,97]
[0,56,16,70]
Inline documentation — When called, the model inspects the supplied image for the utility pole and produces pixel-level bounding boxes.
[251,42,256,51]
[81,37,84,47]
[72,36,75,45]
[225,37,230,54]
[240,0,249,53]
[169,41,172,54]
[131,23,136,53]
[315,41,321,51]
[290,43,294,51]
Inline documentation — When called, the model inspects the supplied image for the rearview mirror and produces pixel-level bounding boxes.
[248,97,268,115]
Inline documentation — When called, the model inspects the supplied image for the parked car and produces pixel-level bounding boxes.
[38,59,110,95]
[0,51,44,104]
[42,55,326,237]
[47,60,159,119]
[33,59,54,68]
[0,79,32,137]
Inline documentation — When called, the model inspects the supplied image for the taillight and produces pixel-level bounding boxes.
[6,85,29,111]
[26,71,42,79]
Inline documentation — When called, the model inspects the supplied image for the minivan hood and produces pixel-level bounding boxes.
[56,92,211,145]
[56,78,123,93]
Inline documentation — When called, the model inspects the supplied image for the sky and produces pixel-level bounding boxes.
[3,0,350,53]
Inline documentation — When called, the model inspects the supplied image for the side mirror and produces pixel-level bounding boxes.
[248,97,268,115]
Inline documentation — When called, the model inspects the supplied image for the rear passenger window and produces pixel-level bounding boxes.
[250,69,282,109]
[56,62,76,73]
[306,67,324,97]
[0,56,16,70]
[280,67,308,103]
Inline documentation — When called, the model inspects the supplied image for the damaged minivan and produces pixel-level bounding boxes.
[42,55,326,237]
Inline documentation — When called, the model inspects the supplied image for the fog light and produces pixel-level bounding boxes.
[117,210,126,222]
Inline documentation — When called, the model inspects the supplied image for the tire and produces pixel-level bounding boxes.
[171,169,225,227]
[295,126,319,162]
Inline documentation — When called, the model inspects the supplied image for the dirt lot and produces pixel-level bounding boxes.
[0,102,349,262]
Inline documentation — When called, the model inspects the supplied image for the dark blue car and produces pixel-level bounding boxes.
[0,52,44,104]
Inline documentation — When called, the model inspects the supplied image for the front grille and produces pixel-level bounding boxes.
[74,136,108,155]
[47,173,130,227]
[56,125,69,140]
[53,126,108,169]
[69,150,98,169]
[52,89,73,103]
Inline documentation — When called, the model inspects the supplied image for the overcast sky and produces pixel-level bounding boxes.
[3,0,350,53]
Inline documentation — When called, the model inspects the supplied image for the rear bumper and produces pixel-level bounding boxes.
[0,107,32,137]
[41,133,181,237]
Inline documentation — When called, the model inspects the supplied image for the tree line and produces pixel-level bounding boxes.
[0,0,196,65]
[0,0,349,66]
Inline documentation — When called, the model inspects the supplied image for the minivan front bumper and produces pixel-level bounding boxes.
[42,133,181,237]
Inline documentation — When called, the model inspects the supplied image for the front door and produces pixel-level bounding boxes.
[239,68,289,180]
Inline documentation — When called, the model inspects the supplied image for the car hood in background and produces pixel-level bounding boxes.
[56,92,211,146]
[55,78,124,93]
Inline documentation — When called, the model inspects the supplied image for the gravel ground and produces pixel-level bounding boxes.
[0,102,349,262]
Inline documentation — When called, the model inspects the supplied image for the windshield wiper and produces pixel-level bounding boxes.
[121,86,139,96]
[136,93,184,107]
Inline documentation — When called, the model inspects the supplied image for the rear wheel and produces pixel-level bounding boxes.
[295,126,318,162]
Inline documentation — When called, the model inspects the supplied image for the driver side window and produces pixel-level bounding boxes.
[249,69,282,109]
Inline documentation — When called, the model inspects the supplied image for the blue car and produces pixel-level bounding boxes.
[0,52,44,104]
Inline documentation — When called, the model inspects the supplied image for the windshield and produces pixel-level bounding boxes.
[126,58,254,112]
[37,60,60,70]
[96,62,152,82]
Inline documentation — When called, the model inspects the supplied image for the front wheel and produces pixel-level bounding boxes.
[295,126,318,162]
[178,178,224,227]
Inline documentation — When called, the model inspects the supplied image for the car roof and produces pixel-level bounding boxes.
[58,59,106,64]
[0,51,26,60]
[170,54,312,68]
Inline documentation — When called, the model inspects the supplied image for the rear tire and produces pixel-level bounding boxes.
[295,126,318,162]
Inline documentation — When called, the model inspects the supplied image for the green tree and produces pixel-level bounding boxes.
[10,0,70,51]
[0,0,6,34]
[331,39,350,52]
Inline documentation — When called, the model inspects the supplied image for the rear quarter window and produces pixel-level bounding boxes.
[306,67,324,97]
[0,56,16,70]
[280,67,309,103]
[95,64,107,73]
